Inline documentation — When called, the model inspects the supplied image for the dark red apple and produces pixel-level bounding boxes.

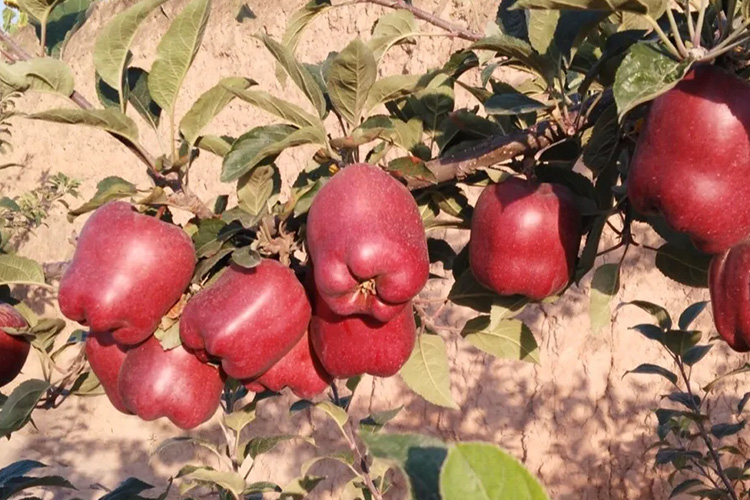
[85,331,130,414]
[58,201,196,346]
[469,176,582,300]
[709,241,750,352]
[310,292,416,378]
[0,302,30,388]
[306,163,429,322]
[243,330,331,399]
[180,259,311,380]
[627,64,750,254]
[118,336,224,430]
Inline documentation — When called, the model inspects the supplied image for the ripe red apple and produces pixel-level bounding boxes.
[306,163,429,322]
[85,331,131,414]
[180,259,311,379]
[627,64,750,254]
[469,177,582,300]
[708,241,750,352]
[310,292,416,378]
[243,330,331,399]
[118,336,224,430]
[58,201,196,346]
[0,302,30,388]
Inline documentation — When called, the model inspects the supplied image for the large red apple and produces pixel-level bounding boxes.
[306,163,429,322]
[469,177,582,300]
[627,64,750,254]
[58,202,196,346]
[310,292,416,378]
[244,330,331,399]
[180,259,310,380]
[708,241,750,352]
[0,302,30,388]
[118,336,224,430]
[85,331,130,414]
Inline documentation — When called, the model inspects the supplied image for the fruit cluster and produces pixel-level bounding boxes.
[627,64,750,352]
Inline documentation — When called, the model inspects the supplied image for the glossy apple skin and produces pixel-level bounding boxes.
[310,292,416,378]
[180,259,311,379]
[708,242,750,352]
[306,163,429,322]
[85,331,131,414]
[118,336,224,430]
[627,65,750,254]
[58,202,196,346]
[469,177,582,300]
[243,331,331,399]
[0,303,30,388]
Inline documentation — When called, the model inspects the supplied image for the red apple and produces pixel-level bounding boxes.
[0,302,30,388]
[243,330,331,399]
[58,201,196,346]
[85,331,130,414]
[310,292,416,378]
[306,163,429,322]
[180,259,311,379]
[627,64,750,254]
[469,177,582,300]
[709,241,750,352]
[118,336,224,430]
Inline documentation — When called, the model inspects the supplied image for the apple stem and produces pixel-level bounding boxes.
[644,15,683,59]
[694,0,708,47]
[666,8,690,58]
[685,0,696,43]
[701,35,750,60]
[707,19,750,53]
[724,0,738,43]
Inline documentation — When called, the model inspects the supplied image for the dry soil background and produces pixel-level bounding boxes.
[0,1,748,499]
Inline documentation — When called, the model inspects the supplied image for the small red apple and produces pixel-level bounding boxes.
[85,331,131,414]
[58,201,196,346]
[118,336,224,430]
[469,177,582,300]
[627,64,750,254]
[180,259,311,380]
[0,302,30,388]
[709,241,750,352]
[243,330,331,399]
[310,292,416,378]
[306,163,429,322]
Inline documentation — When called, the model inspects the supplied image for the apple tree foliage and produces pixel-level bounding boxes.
[0,0,749,497]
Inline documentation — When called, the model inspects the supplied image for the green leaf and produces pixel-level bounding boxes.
[11,58,74,95]
[368,10,419,61]
[221,124,324,182]
[461,317,540,364]
[300,452,356,476]
[314,400,349,429]
[704,363,750,392]
[399,334,459,410]
[26,108,139,144]
[279,475,325,499]
[528,10,559,57]
[497,0,529,40]
[237,164,278,216]
[613,42,692,119]
[582,104,618,173]
[148,0,211,115]
[196,135,233,157]
[326,39,377,125]
[243,435,314,460]
[623,363,678,385]
[625,300,672,329]
[711,421,746,439]
[226,87,323,130]
[0,254,46,287]
[654,243,710,288]
[668,479,703,498]
[154,321,181,350]
[679,301,709,330]
[471,35,552,83]
[0,379,51,437]
[281,0,332,55]
[0,474,75,498]
[440,442,550,500]
[0,461,47,485]
[387,157,436,184]
[93,0,168,97]
[485,91,548,115]
[16,0,62,24]
[663,329,702,356]
[0,62,30,91]
[96,73,120,109]
[98,477,153,500]
[126,67,162,128]
[365,74,423,114]
[513,0,664,15]
[35,0,93,58]
[67,176,137,219]
[361,432,447,500]
[631,324,665,343]
[177,467,245,497]
[359,406,403,434]
[224,401,257,433]
[682,344,712,366]
[261,34,326,119]
[590,263,620,334]
[448,269,496,313]
[231,246,262,269]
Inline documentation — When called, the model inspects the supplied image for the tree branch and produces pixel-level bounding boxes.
[359,0,483,42]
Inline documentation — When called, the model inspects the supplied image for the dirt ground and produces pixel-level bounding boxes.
[1,1,748,499]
